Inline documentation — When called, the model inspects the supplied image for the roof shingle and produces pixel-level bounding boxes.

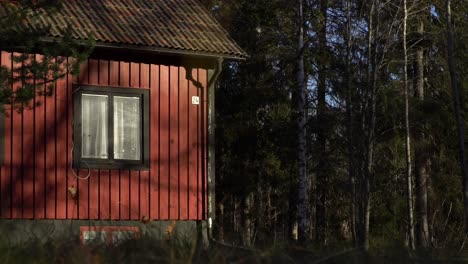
[3,0,247,59]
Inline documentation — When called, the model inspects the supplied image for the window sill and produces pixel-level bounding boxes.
[73,161,150,171]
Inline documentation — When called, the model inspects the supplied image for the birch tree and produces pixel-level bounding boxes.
[403,0,415,250]
[413,13,430,249]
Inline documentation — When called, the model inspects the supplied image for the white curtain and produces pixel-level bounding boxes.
[82,94,108,159]
[114,96,140,160]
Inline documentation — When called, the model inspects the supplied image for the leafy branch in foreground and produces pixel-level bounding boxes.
[0,0,94,112]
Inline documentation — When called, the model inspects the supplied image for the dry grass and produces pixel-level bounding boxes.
[0,235,467,264]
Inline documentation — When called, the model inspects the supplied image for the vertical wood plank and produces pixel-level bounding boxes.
[129,62,146,220]
[179,67,189,220]
[110,169,120,220]
[89,172,99,220]
[8,53,20,219]
[77,171,93,220]
[74,62,82,219]
[76,173,88,220]
[22,98,34,219]
[121,171,130,220]
[120,61,130,87]
[130,170,139,220]
[10,53,22,218]
[78,61,89,84]
[169,66,179,219]
[66,61,78,219]
[77,60,89,220]
[119,61,130,220]
[159,65,169,220]
[109,60,120,219]
[140,146,150,216]
[88,59,99,219]
[130,62,140,220]
[130,62,139,88]
[88,59,99,85]
[149,64,159,220]
[99,59,110,219]
[46,59,57,219]
[99,60,109,86]
[44,57,57,219]
[141,63,150,89]
[109,61,119,86]
[100,176,110,215]
[188,68,198,220]
[139,63,150,220]
[32,55,45,219]
[55,62,67,219]
[1,52,12,219]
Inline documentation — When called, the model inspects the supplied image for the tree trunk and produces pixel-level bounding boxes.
[296,0,309,244]
[218,200,225,242]
[403,0,416,250]
[413,18,430,249]
[357,1,376,252]
[241,194,252,247]
[290,179,298,241]
[315,0,328,246]
[363,176,371,251]
[266,186,274,241]
[345,0,357,247]
[446,0,468,234]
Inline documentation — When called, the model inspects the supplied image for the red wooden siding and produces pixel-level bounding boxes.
[0,51,209,221]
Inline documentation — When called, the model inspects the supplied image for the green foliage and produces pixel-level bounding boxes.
[0,0,94,112]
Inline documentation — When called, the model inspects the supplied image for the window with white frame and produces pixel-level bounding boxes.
[73,85,149,170]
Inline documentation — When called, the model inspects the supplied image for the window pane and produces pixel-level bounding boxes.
[114,96,141,160]
[82,94,108,159]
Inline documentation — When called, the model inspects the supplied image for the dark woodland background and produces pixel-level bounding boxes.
[200,0,468,253]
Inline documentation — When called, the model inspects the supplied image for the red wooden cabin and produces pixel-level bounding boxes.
[0,0,245,235]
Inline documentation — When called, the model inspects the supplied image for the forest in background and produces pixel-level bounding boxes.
[200,0,468,253]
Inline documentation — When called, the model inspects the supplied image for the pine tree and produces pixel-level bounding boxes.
[0,0,93,111]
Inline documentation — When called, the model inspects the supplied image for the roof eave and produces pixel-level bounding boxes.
[96,42,248,61]
[42,37,247,61]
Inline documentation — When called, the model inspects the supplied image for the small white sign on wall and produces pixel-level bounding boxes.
[192,96,200,105]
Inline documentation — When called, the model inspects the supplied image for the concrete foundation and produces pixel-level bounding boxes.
[0,219,208,246]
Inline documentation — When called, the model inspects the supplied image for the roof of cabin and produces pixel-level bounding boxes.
[1,0,247,59]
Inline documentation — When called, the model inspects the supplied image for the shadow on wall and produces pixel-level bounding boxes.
[1,53,207,221]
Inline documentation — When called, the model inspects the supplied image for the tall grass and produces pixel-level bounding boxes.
[0,234,467,263]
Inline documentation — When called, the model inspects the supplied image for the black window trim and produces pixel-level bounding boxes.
[73,85,150,170]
